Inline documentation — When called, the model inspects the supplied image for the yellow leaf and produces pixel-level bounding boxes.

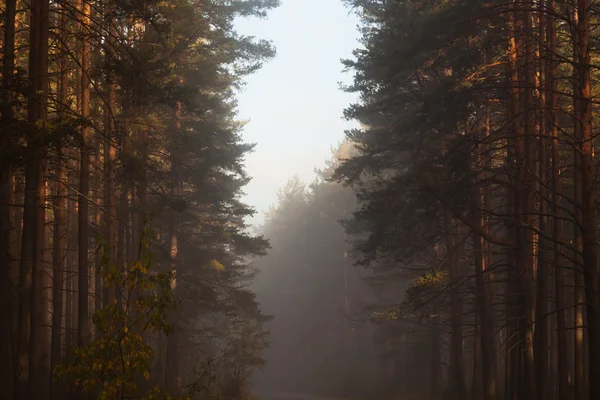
[209,259,225,271]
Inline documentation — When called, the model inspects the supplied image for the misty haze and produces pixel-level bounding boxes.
[0,0,599,400]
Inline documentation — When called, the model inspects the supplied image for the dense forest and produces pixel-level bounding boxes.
[4,0,600,400]
[255,0,600,399]
[0,0,276,399]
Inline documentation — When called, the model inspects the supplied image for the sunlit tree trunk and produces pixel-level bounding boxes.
[77,0,92,348]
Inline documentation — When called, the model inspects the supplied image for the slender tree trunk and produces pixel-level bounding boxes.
[27,1,51,398]
[575,0,600,397]
[472,226,497,400]
[166,104,182,394]
[103,7,117,307]
[66,182,78,349]
[77,0,92,348]
[519,0,537,396]
[472,316,482,399]
[0,0,18,397]
[534,3,549,397]
[116,186,128,275]
[50,151,66,395]
[545,1,569,398]
[506,2,523,397]
[50,7,68,394]
[430,316,442,399]
[11,174,23,374]
[93,138,102,339]
[17,0,46,397]
[471,114,498,400]
[447,220,467,400]
[570,8,588,400]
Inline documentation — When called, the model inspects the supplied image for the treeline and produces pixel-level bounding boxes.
[331,0,600,399]
[251,149,385,399]
[0,1,277,400]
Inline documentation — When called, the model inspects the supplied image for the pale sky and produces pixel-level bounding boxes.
[234,0,361,227]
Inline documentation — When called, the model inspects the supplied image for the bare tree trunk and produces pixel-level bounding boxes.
[0,0,18,397]
[11,174,23,373]
[430,316,442,399]
[519,1,537,397]
[506,2,523,396]
[93,137,102,339]
[50,7,68,394]
[116,186,128,275]
[77,0,92,348]
[66,181,78,349]
[472,316,482,399]
[17,0,48,397]
[569,8,588,400]
[103,6,117,307]
[28,1,51,398]
[546,0,569,397]
[534,3,549,397]
[575,1,599,397]
[50,153,66,392]
[166,104,181,394]
[471,112,497,400]
[447,220,467,400]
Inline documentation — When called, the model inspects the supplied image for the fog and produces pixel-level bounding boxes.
[245,149,438,400]
[3,0,600,399]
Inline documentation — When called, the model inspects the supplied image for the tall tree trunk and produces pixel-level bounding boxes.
[93,138,102,340]
[116,186,128,276]
[472,316,482,399]
[11,174,23,374]
[519,0,537,396]
[506,2,523,396]
[546,1,569,398]
[430,316,442,399]
[17,0,47,397]
[103,6,117,307]
[472,226,497,400]
[534,3,549,397]
[77,0,92,348]
[50,7,68,394]
[1,0,18,397]
[165,104,181,394]
[471,113,497,400]
[447,220,467,400]
[28,1,51,398]
[66,180,78,349]
[575,0,600,397]
[570,8,588,400]
[50,153,66,397]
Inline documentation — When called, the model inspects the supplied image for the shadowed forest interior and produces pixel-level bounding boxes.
[2,0,600,400]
